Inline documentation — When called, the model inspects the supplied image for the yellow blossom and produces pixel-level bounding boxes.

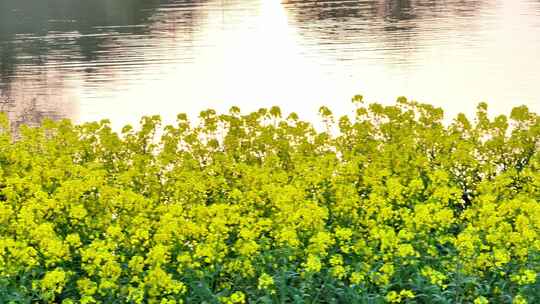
[474,296,489,304]
[257,273,274,291]
[304,254,322,273]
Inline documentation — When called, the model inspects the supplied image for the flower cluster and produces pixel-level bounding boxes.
[0,97,538,303]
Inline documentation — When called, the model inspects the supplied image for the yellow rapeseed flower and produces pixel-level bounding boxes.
[304,254,322,273]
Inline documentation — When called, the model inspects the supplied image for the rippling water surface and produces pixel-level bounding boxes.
[1,0,539,128]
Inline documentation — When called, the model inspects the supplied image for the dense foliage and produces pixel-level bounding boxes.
[0,97,539,303]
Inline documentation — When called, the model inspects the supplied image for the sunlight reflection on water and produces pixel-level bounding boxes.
[0,0,539,129]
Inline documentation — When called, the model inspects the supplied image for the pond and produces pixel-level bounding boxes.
[1,0,539,129]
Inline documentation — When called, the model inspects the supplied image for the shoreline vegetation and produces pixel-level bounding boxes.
[0,97,539,303]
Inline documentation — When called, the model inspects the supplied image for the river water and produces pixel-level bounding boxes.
[1,0,539,129]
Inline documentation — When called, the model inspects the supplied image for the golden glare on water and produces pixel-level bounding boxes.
[1,0,539,129]
[78,0,345,129]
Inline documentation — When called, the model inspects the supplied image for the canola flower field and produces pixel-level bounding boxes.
[0,97,539,303]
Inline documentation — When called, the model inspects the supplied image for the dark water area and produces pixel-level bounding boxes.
[1,0,539,129]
